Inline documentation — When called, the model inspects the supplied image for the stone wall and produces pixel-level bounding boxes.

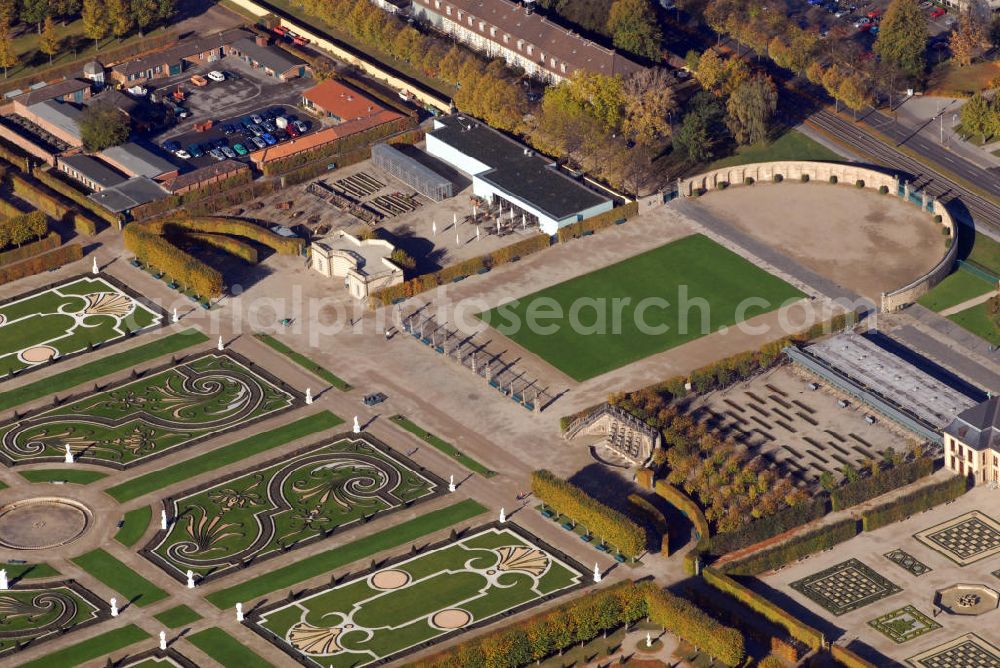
[678,161,956,313]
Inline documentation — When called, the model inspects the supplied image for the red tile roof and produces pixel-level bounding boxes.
[302,79,402,123]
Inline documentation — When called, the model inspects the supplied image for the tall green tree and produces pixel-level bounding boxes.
[725,72,778,145]
[960,92,993,141]
[874,0,927,78]
[79,106,130,151]
[155,0,173,21]
[107,0,132,39]
[672,91,727,162]
[39,14,58,63]
[81,0,106,50]
[606,0,663,60]
[49,0,79,21]
[19,0,48,32]
[131,0,155,34]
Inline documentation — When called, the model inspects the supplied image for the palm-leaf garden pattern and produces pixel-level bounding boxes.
[0,353,295,467]
[252,526,584,668]
[146,436,439,581]
[0,583,105,655]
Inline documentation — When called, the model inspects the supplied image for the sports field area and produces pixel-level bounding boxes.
[0,352,295,467]
[146,436,439,580]
[478,234,804,380]
[253,525,583,667]
[0,276,161,376]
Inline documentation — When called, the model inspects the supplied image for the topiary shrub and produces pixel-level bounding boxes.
[879,185,889,194]
[942,227,950,235]
[801,174,810,182]
[855,179,865,188]
[718,181,729,190]
[934,214,943,223]
[829,175,838,184]
[744,176,754,185]
[773,173,783,183]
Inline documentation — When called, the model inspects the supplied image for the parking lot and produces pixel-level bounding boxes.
[147,55,321,170]
[794,0,952,51]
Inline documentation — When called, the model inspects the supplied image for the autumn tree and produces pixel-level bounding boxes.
[695,48,749,96]
[874,0,928,79]
[40,15,59,63]
[131,0,156,34]
[606,0,662,60]
[82,0,107,50]
[156,0,174,21]
[950,10,986,67]
[0,23,17,78]
[726,72,777,145]
[622,68,676,145]
[107,0,133,38]
[838,73,873,120]
[960,92,993,141]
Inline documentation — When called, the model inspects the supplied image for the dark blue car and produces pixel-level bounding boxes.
[261,133,277,146]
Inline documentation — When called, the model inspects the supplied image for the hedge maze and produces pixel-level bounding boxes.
[790,558,902,615]
[0,276,161,376]
[145,435,441,581]
[250,524,584,668]
[0,352,296,468]
[867,605,940,644]
[0,582,107,655]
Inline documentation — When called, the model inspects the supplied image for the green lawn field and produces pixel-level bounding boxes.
[916,269,994,313]
[390,415,494,477]
[71,549,167,607]
[114,506,152,547]
[948,300,1000,346]
[478,234,804,380]
[19,469,108,484]
[18,624,149,668]
[254,526,582,667]
[154,604,202,628]
[708,129,842,169]
[255,333,352,391]
[187,628,273,667]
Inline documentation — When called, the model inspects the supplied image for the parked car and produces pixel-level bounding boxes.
[251,136,266,149]
[233,143,249,156]
[221,123,235,135]
[286,124,300,138]
[175,149,191,159]
[251,114,263,124]
[221,146,236,158]
[262,120,276,133]
[261,133,276,146]
[363,392,387,406]
[208,148,225,161]
[930,6,945,17]
[190,74,208,87]
[292,35,310,46]
[293,120,308,133]
[187,144,204,158]
[241,117,254,129]
[249,124,263,136]
[126,85,148,97]
[163,140,181,152]
[207,70,225,82]
[274,129,289,142]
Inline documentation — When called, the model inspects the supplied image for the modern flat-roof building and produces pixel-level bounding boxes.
[20,99,84,146]
[99,142,179,181]
[88,176,168,213]
[411,0,643,83]
[229,35,308,80]
[943,398,1000,486]
[425,115,612,234]
[58,154,127,191]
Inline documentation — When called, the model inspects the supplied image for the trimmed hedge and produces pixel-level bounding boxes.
[646,587,745,666]
[32,167,120,226]
[708,496,829,557]
[556,201,639,243]
[131,178,273,221]
[0,231,59,266]
[123,225,223,299]
[861,474,968,532]
[8,171,102,236]
[127,170,254,220]
[627,494,669,554]
[0,243,82,285]
[183,233,258,264]
[370,233,551,306]
[532,469,645,558]
[831,457,934,511]
[721,517,859,576]
[830,644,879,668]
[703,567,823,649]
[653,480,711,574]
[149,216,304,255]
[408,580,650,668]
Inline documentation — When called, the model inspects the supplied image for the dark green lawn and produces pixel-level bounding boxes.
[948,301,1000,346]
[255,333,352,390]
[478,234,804,380]
[71,549,167,607]
[19,469,108,484]
[207,499,487,609]
[105,410,343,502]
[916,270,994,312]
[114,506,152,547]
[390,415,494,477]
[7,563,59,581]
[186,628,273,668]
[154,604,202,628]
[18,624,149,668]
[708,129,843,169]
[0,328,207,411]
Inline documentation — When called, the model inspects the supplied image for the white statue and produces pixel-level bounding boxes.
[593,563,602,583]
[110,597,118,617]
[64,444,74,464]
[432,220,437,236]
[499,507,506,524]
[92,257,99,274]
[448,475,456,493]
[217,336,224,352]
[236,602,244,623]
[353,416,361,434]
[0,569,7,590]
[160,509,168,531]
[305,388,313,405]
[646,632,652,648]
[186,570,195,589]
[159,630,167,650]
[172,308,179,323]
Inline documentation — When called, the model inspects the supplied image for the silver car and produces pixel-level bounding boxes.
[221,146,237,159]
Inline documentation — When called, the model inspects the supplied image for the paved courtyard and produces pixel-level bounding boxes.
[758,486,1000,664]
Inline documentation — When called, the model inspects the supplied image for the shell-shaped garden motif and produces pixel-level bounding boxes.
[288,622,343,655]
[495,545,549,576]
[82,293,135,318]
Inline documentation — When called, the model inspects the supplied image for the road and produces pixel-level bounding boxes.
[807,109,1000,239]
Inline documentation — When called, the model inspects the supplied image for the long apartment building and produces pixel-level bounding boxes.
[410,0,643,83]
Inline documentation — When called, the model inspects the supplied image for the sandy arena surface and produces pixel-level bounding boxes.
[688,183,946,302]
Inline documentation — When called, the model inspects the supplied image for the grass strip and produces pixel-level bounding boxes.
[254,333,352,391]
[390,414,495,477]
[71,549,167,607]
[186,628,273,668]
[114,505,152,547]
[0,328,208,411]
[8,563,59,581]
[19,469,108,484]
[18,624,149,668]
[154,604,202,628]
[106,410,343,503]
[207,498,487,609]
